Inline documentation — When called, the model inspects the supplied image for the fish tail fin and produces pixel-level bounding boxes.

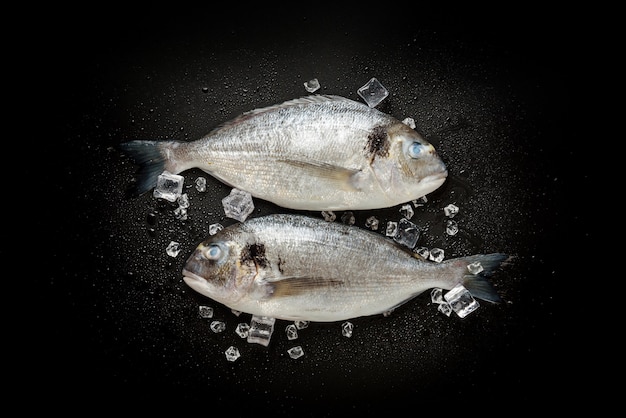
[457,253,512,303]
[118,140,177,197]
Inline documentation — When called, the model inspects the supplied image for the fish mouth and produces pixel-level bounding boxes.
[182,269,207,285]
[421,169,448,190]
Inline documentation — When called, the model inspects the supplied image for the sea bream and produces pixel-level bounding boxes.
[182,214,508,322]
[120,95,448,211]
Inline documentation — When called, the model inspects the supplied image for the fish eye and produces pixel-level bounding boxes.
[203,244,223,261]
[407,142,424,159]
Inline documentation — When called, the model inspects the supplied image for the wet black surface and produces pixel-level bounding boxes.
[36,7,572,413]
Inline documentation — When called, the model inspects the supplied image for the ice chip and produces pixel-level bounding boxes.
[445,219,459,236]
[321,211,336,222]
[341,321,353,338]
[235,323,250,338]
[430,288,444,304]
[222,188,254,222]
[225,346,241,362]
[285,324,298,340]
[153,171,184,202]
[210,320,226,333]
[304,78,320,92]
[444,284,480,318]
[294,320,309,330]
[414,246,430,259]
[444,203,459,218]
[429,248,445,263]
[365,216,379,230]
[467,261,484,275]
[166,241,180,257]
[438,302,453,316]
[198,305,214,318]
[393,218,420,249]
[173,206,187,220]
[341,211,355,225]
[386,221,398,237]
[287,346,304,359]
[402,117,416,129]
[357,77,389,107]
[209,223,224,235]
[177,193,189,209]
[400,204,414,219]
[195,176,207,192]
[247,315,275,346]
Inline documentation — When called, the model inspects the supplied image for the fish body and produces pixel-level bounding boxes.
[182,214,507,322]
[120,95,447,211]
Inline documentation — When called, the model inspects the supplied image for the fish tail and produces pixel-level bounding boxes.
[118,140,178,196]
[457,253,512,303]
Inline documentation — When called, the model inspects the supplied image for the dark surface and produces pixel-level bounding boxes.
[34,7,571,413]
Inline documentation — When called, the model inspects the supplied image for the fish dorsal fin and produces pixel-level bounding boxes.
[208,95,356,135]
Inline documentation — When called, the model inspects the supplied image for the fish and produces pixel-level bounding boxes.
[182,214,509,322]
[119,95,448,211]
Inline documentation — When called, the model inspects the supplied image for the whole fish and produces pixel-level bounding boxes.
[120,95,448,211]
[182,214,508,322]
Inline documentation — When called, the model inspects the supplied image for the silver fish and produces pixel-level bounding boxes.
[120,95,447,211]
[182,214,508,322]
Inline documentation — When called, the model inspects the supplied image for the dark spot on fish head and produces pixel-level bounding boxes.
[240,242,269,269]
[365,125,390,160]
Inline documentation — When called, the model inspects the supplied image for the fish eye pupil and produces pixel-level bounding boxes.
[408,142,423,159]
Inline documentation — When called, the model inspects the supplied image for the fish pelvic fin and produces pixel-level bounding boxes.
[459,253,512,304]
[118,140,177,197]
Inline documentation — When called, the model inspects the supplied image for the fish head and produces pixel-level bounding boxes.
[373,123,448,200]
[182,226,259,307]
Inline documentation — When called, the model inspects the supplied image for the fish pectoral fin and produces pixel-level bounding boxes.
[279,159,363,191]
[265,276,344,298]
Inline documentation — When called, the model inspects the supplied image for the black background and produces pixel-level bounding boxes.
[29,6,572,414]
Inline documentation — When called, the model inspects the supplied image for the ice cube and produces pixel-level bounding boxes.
[304,78,320,92]
[400,204,414,219]
[365,216,379,230]
[225,346,241,362]
[341,321,353,338]
[195,176,207,192]
[209,223,224,235]
[166,241,180,257]
[341,211,355,225]
[222,188,254,222]
[294,320,309,330]
[445,219,459,236]
[429,248,445,263]
[285,324,298,340]
[402,117,416,129]
[467,261,484,275]
[386,221,398,237]
[173,206,187,220]
[413,196,428,207]
[321,211,336,222]
[235,323,250,338]
[393,218,420,249]
[153,171,184,202]
[287,346,304,359]
[430,288,444,304]
[438,302,452,316]
[198,305,214,318]
[177,193,190,209]
[444,284,480,318]
[444,203,459,218]
[247,315,275,346]
[414,246,430,259]
[357,77,389,107]
[210,320,226,333]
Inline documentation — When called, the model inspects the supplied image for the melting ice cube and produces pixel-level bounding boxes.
[393,218,420,249]
[153,171,184,202]
[357,77,389,107]
[429,248,445,263]
[287,346,304,359]
[365,216,379,230]
[285,324,298,340]
[222,188,254,222]
[209,223,224,235]
[235,323,250,338]
[386,221,398,237]
[304,78,320,92]
[210,320,226,333]
[341,321,353,338]
[166,241,180,257]
[225,346,241,362]
[247,315,275,346]
[198,305,213,318]
[195,176,207,192]
[444,204,459,218]
[445,219,459,236]
[444,284,480,318]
